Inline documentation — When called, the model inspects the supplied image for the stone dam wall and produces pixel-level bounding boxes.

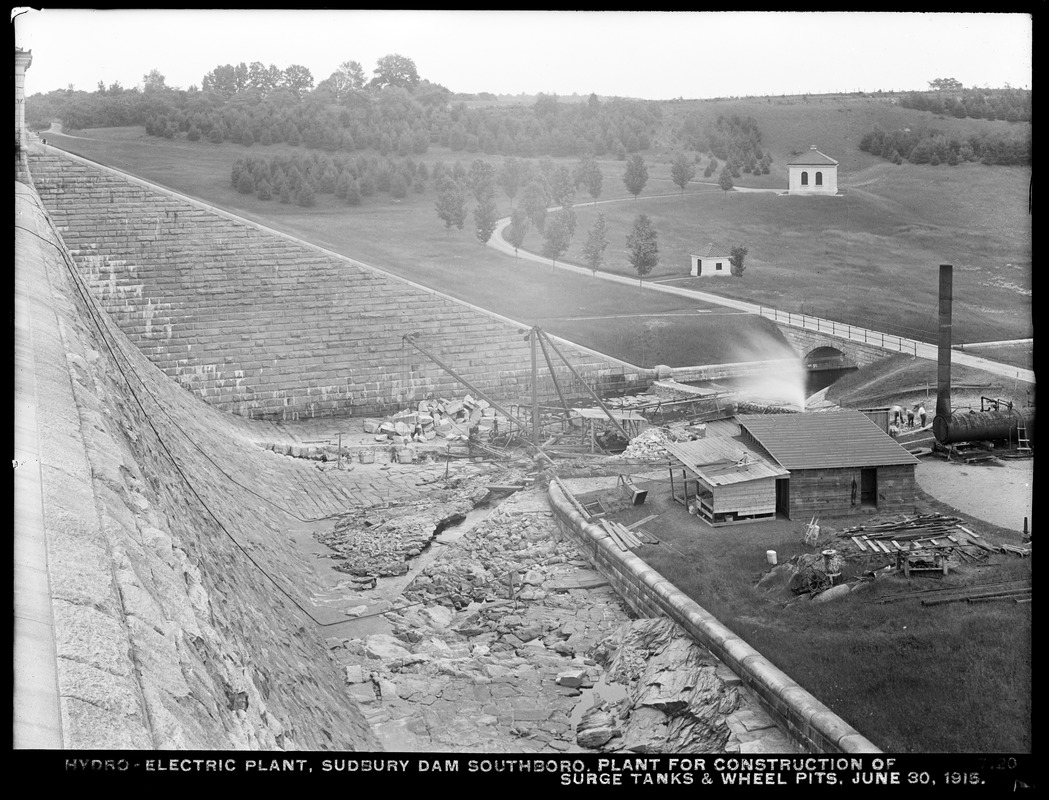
[28,150,648,421]
[16,179,379,750]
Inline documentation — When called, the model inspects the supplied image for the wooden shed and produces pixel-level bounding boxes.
[737,411,919,519]
[664,437,790,526]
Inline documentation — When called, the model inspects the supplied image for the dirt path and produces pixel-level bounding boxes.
[915,457,1033,531]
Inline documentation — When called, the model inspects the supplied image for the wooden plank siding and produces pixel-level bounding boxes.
[786,464,917,519]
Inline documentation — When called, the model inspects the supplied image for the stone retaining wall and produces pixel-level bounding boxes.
[547,482,881,754]
[28,149,648,420]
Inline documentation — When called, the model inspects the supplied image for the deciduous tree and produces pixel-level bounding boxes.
[473,193,498,245]
[582,213,608,275]
[671,152,696,194]
[626,214,658,285]
[541,208,576,266]
[575,153,604,205]
[506,207,529,258]
[281,64,314,97]
[434,176,467,230]
[468,158,496,202]
[372,54,419,90]
[520,179,550,233]
[623,154,648,200]
[498,156,524,207]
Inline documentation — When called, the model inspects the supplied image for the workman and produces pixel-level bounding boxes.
[918,405,927,427]
[907,408,915,428]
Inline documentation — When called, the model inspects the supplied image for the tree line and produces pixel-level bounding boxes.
[859,126,1031,166]
[900,83,1030,123]
[28,54,666,162]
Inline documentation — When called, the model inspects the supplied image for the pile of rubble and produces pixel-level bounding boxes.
[614,427,680,460]
[317,469,525,579]
[401,505,578,611]
[582,618,742,753]
[326,491,751,753]
[364,394,504,446]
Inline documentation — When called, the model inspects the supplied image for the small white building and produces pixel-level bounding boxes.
[786,146,839,194]
[690,243,733,277]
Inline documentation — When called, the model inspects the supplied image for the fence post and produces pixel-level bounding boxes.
[881,333,885,347]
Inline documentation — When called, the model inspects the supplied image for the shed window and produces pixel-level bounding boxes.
[801,171,809,186]
[815,171,823,186]
[715,262,723,270]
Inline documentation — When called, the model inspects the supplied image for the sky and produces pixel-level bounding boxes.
[13,9,1032,100]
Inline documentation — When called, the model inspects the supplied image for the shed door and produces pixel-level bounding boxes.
[776,477,790,518]
[860,468,877,507]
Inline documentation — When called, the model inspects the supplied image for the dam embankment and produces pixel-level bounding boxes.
[28,149,647,421]
[15,176,380,749]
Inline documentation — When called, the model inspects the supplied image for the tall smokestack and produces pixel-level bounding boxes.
[936,264,953,421]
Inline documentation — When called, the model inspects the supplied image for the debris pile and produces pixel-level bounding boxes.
[585,617,742,753]
[317,468,524,578]
[364,394,507,449]
[615,427,679,460]
[401,506,580,612]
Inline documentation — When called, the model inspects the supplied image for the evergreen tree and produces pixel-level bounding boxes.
[718,167,734,192]
[729,245,748,277]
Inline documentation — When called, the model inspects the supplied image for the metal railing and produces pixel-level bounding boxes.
[757,305,929,357]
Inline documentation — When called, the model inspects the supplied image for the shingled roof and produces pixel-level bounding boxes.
[694,243,732,259]
[737,410,918,470]
[787,146,839,166]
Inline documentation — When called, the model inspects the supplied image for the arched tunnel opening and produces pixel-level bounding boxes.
[803,345,857,371]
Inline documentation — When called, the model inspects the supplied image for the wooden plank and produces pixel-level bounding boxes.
[615,522,642,548]
[627,514,659,530]
[850,536,868,552]
[636,529,659,545]
[599,519,628,550]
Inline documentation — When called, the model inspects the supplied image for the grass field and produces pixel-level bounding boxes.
[617,482,1032,753]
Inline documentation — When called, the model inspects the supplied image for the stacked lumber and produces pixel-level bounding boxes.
[839,513,998,565]
[598,519,645,551]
